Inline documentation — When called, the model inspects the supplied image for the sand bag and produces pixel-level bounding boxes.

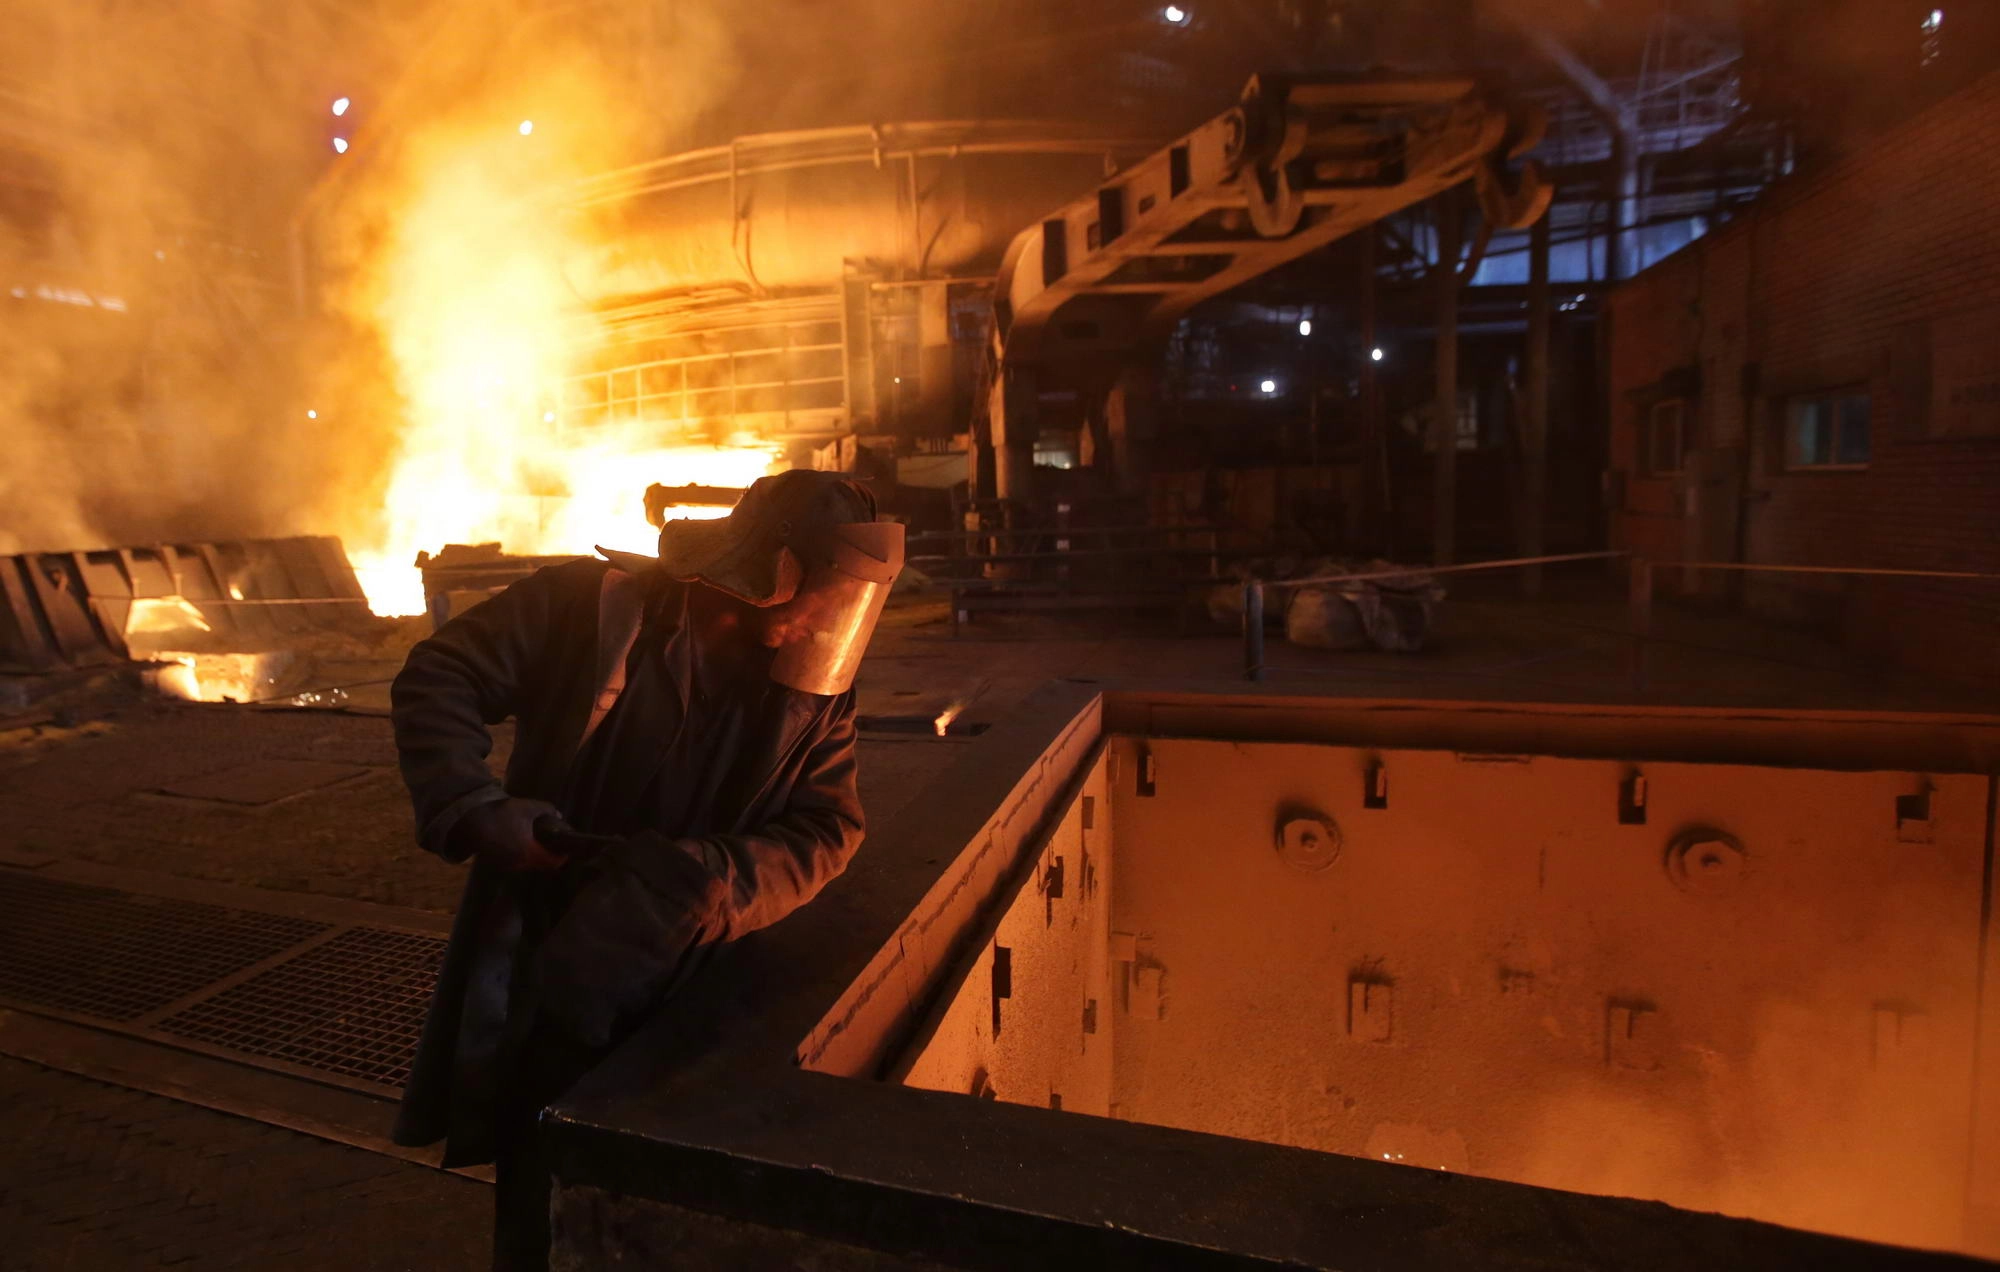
[1286,584,1369,650]
[1341,564,1446,652]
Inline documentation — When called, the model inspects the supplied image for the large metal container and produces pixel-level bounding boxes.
[547,688,2000,1270]
[898,725,1995,1255]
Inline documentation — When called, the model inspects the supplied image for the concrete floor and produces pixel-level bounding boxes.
[0,582,1991,1269]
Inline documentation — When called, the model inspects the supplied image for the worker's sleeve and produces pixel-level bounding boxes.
[684,692,866,941]
[389,569,564,861]
[528,696,866,1048]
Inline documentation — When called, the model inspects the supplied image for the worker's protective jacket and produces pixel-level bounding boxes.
[387,556,864,1166]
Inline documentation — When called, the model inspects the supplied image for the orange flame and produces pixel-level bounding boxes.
[934,701,966,737]
[331,59,781,616]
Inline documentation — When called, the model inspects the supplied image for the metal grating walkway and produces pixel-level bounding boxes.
[155,927,445,1090]
[0,871,444,1098]
[0,874,330,1022]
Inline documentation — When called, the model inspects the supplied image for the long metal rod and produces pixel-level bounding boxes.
[1241,550,1631,683]
[1264,550,1628,592]
[581,121,1152,186]
[577,136,1156,207]
[1663,562,2000,581]
[1246,551,2000,689]
[97,596,372,608]
[906,524,1216,545]
[911,548,1225,567]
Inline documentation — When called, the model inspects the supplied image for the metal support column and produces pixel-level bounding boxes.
[1106,365,1157,500]
[1627,556,1653,694]
[1359,230,1386,555]
[1432,191,1461,567]
[991,366,1036,504]
[1521,211,1552,597]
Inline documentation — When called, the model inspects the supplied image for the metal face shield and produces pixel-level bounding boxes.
[765,520,905,696]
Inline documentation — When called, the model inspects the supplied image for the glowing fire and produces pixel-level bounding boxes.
[349,438,779,617]
[934,701,966,737]
[148,651,296,703]
[332,62,781,616]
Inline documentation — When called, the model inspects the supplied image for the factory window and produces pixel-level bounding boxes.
[1784,390,1871,470]
[1643,399,1687,476]
[1414,391,1478,452]
[1033,429,1078,470]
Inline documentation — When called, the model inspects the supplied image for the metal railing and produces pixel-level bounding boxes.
[1241,552,1627,682]
[1624,559,2000,693]
[1243,552,2000,692]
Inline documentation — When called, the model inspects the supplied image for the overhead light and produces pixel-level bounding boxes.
[1259,379,1278,394]
[306,409,318,420]
[543,410,556,423]
[1924,8,1944,31]
[1162,5,1189,24]
[1297,319,1312,336]
[1371,347,1384,362]
[332,137,349,154]
[519,119,534,136]
[331,96,350,117]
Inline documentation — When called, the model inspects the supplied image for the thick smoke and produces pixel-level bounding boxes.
[0,0,959,560]
[0,0,1270,566]
[0,0,1758,565]
[0,0,345,554]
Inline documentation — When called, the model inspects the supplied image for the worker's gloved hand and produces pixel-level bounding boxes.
[530,832,726,1049]
[451,797,566,873]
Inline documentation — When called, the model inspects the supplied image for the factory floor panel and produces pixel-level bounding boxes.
[0,1055,488,1271]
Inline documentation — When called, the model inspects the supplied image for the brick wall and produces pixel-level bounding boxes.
[1606,67,2000,684]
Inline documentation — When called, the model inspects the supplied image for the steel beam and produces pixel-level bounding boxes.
[991,74,1528,373]
[983,72,1543,511]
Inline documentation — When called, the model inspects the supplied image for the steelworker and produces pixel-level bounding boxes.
[386,471,902,1270]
